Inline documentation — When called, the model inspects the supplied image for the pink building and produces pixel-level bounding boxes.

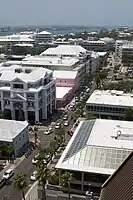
[53,70,79,108]
[53,70,79,90]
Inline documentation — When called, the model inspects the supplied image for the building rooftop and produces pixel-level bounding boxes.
[53,70,78,79]
[23,56,79,67]
[97,52,107,56]
[86,90,133,107]
[56,119,132,175]
[40,45,88,57]
[0,34,34,42]
[37,30,52,35]
[0,119,28,142]
[56,87,72,99]
[0,65,52,83]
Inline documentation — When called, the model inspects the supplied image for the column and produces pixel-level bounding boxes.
[23,102,28,121]
[35,110,39,123]
[10,101,15,120]
[1,91,4,112]
[35,93,39,123]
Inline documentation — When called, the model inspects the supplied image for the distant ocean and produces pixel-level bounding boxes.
[0,26,115,36]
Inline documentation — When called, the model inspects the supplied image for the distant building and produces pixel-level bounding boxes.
[56,87,73,108]
[86,90,133,118]
[56,119,132,194]
[0,34,34,47]
[121,42,133,64]
[81,40,106,52]
[0,119,29,157]
[100,37,115,51]
[0,65,56,123]
[100,151,133,200]
[34,31,53,43]
[115,40,123,57]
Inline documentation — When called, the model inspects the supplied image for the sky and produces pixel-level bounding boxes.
[0,0,132,26]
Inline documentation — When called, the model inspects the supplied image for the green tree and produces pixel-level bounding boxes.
[60,172,74,200]
[0,197,8,200]
[37,167,51,200]
[14,173,27,200]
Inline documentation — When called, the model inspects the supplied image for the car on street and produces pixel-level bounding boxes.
[55,122,61,129]
[63,115,68,120]
[30,171,37,181]
[3,169,14,180]
[32,153,40,164]
[44,127,53,135]
[64,120,69,126]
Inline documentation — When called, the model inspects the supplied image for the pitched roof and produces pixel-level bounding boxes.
[0,119,28,142]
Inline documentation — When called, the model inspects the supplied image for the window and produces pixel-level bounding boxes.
[13,84,23,89]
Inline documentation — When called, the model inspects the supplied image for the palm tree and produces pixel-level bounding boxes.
[60,172,74,200]
[14,173,27,200]
[37,167,51,200]
[0,197,8,200]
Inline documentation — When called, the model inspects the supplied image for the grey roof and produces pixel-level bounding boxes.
[0,119,28,142]
[56,119,132,175]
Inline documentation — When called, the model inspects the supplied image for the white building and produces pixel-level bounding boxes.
[115,40,124,57]
[0,34,34,47]
[100,37,115,51]
[56,119,132,190]
[0,119,29,157]
[81,40,106,52]
[40,45,93,84]
[0,65,56,123]
[34,31,53,43]
[86,90,133,118]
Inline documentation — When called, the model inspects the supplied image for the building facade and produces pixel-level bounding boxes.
[0,66,56,123]
[34,31,53,43]
[0,119,29,157]
[86,90,133,118]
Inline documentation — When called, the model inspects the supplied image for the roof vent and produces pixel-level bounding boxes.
[15,68,22,73]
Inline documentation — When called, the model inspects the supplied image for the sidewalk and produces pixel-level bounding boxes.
[0,155,25,178]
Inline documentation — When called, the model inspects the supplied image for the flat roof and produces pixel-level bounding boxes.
[53,70,78,79]
[86,90,133,107]
[56,119,132,175]
[56,87,72,99]
[97,52,107,56]
[0,119,28,142]
[0,65,52,83]
[40,45,88,56]
[23,56,79,67]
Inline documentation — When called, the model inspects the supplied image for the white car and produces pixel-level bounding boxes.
[32,153,40,164]
[44,127,53,135]
[3,169,14,180]
[63,115,68,120]
[30,171,37,181]
[55,123,61,129]
[64,121,69,126]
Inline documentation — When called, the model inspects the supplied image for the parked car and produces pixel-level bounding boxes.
[32,153,40,164]
[63,115,68,120]
[30,171,37,181]
[3,169,14,180]
[44,127,53,135]
[64,121,69,126]
[55,123,61,129]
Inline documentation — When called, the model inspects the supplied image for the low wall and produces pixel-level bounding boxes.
[25,181,38,200]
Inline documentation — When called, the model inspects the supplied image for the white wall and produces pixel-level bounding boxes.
[25,181,38,200]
